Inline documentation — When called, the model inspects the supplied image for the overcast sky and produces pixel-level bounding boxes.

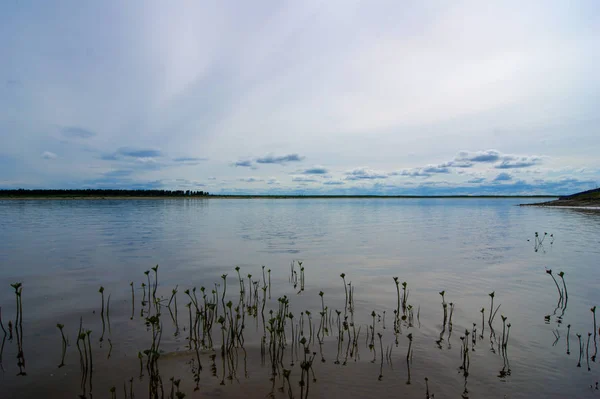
[1,0,599,195]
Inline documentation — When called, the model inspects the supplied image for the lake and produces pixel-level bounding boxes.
[0,198,599,398]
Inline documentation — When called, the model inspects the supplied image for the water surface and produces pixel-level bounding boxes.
[0,198,599,398]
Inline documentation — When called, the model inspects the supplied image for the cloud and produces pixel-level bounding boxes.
[323,180,345,185]
[495,156,542,169]
[493,172,513,182]
[440,160,473,168]
[117,148,162,158]
[391,166,450,177]
[299,166,329,174]
[172,156,208,165]
[101,147,163,161]
[233,160,253,168]
[392,169,431,177]
[422,165,450,174]
[292,176,318,182]
[41,151,57,160]
[100,153,119,161]
[255,153,305,164]
[267,178,280,185]
[173,157,207,163]
[238,177,264,183]
[467,177,486,184]
[456,150,502,163]
[345,167,388,180]
[455,150,544,169]
[61,126,96,139]
[103,169,134,178]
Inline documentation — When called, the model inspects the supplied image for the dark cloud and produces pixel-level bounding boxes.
[103,169,133,178]
[292,176,318,182]
[457,150,502,163]
[456,150,544,169]
[234,160,253,168]
[255,153,305,164]
[100,153,119,161]
[101,147,162,161]
[467,177,486,184]
[422,165,450,174]
[493,172,513,182]
[394,170,429,177]
[495,157,542,169]
[117,148,162,158]
[440,160,473,168]
[173,157,208,163]
[300,167,329,174]
[323,180,344,185]
[6,79,22,88]
[238,177,263,183]
[62,126,96,139]
[345,168,388,180]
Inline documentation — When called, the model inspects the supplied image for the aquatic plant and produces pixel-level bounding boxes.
[130,282,135,320]
[377,332,384,380]
[268,269,272,299]
[341,273,348,313]
[480,308,485,337]
[567,324,571,355]
[406,333,413,361]
[558,271,568,303]
[592,306,597,344]
[577,333,583,367]
[56,323,67,368]
[99,286,106,342]
[488,291,501,326]
[151,264,159,303]
[546,269,563,306]
[587,333,592,371]
[401,281,409,313]
[0,306,6,336]
[501,315,507,348]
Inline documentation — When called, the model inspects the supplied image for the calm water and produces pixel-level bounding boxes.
[0,198,599,398]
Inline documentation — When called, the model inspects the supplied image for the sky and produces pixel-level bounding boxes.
[1,0,599,195]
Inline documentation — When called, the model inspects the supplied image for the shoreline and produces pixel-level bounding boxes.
[520,198,600,208]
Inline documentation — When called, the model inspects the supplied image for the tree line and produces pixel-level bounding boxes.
[0,189,210,197]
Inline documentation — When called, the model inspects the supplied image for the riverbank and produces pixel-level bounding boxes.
[520,187,600,208]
